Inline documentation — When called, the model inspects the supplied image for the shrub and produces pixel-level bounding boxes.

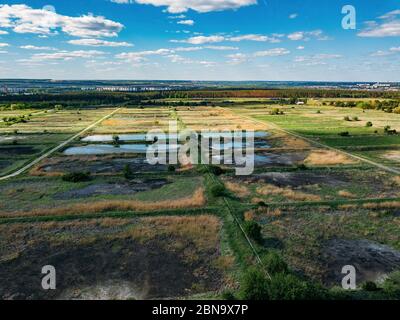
[262,252,288,275]
[383,271,400,298]
[339,131,350,137]
[366,121,373,127]
[123,164,132,179]
[352,116,359,121]
[270,108,284,115]
[209,165,226,176]
[243,220,262,243]
[239,267,270,300]
[296,164,308,170]
[112,134,120,145]
[221,290,237,300]
[267,273,326,300]
[62,172,90,183]
[167,164,176,172]
[361,281,379,292]
[344,116,351,121]
[210,185,226,197]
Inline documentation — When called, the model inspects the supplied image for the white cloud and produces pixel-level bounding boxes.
[289,13,298,19]
[173,35,225,44]
[27,50,104,61]
[370,47,400,57]
[113,0,257,13]
[205,45,238,50]
[288,32,304,41]
[297,46,305,50]
[228,34,282,43]
[358,10,400,37]
[294,53,342,64]
[0,4,124,37]
[116,49,173,62]
[0,42,9,47]
[174,46,203,51]
[226,53,248,65]
[20,45,56,50]
[68,39,133,47]
[0,30,8,34]
[177,19,194,26]
[288,30,329,41]
[172,33,283,44]
[254,48,290,57]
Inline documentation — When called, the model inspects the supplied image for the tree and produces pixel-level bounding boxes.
[112,134,120,145]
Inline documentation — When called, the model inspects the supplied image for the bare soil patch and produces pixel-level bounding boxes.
[0,216,226,300]
[320,239,400,285]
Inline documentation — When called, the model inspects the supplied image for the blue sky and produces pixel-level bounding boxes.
[0,0,399,81]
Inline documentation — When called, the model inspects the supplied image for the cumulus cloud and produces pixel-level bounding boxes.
[68,39,133,47]
[370,47,400,56]
[177,19,194,26]
[0,42,9,47]
[205,45,238,50]
[172,35,225,44]
[26,50,105,61]
[294,53,342,65]
[254,48,290,57]
[288,30,329,41]
[226,53,248,65]
[289,13,298,19]
[112,0,257,13]
[20,45,57,50]
[358,10,400,37]
[0,4,124,37]
[116,49,173,62]
[0,30,8,34]
[172,33,283,44]
[228,34,281,42]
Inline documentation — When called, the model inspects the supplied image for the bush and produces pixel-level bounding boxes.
[339,131,350,137]
[262,252,288,275]
[208,165,226,176]
[352,116,359,121]
[167,165,176,172]
[366,121,373,127]
[243,220,262,243]
[62,172,90,183]
[344,116,351,121]
[361,281,379,292]
[123,164,132,179]
[267,273,326,300]
[210,185,226,197]
[383,271,400,298]
[240,267,270,300]
[221,290,236,300]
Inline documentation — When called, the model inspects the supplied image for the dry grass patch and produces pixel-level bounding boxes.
[362,201,400,210]
[382,151,400,163]
[125,215,220,251]
[256,184,321,202]
[338,190,357,198]
[305,150,356,166]
[224,181,250,198]
[0,188,206,219]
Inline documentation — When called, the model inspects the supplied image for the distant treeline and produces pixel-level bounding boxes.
[0,89,399,109]
[167,89,400,99]
[330,100,400,113]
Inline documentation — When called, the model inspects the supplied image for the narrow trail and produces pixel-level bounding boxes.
[0,108,121,181]
[233,109,400,175]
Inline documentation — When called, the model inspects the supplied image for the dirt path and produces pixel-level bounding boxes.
[0,108,121,181]
[233,109,400,175]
